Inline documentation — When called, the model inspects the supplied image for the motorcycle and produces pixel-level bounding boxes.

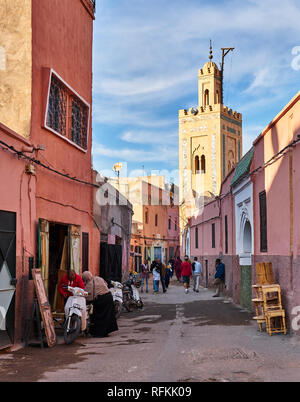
[122,273,143,312]
[63,286,90,345]
[110,280,123,319]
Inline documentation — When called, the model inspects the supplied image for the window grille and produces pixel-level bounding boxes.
[47,76,67,136]
[71,97,88,149]
[46,73,89,151]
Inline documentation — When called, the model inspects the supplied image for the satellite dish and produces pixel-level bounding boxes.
[191,107,198,116]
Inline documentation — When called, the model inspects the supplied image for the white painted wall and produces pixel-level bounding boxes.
[232,177,254,266]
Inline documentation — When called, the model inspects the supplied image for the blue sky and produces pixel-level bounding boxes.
[91,0,300,182]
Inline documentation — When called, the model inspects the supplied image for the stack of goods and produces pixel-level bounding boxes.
[252,263,287,336]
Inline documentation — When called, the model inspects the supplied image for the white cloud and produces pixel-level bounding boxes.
[93,143,178,164]
[92,0,300,172]
[120,130,177,145]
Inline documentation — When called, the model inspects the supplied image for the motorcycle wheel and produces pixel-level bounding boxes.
[137,299,144,309]
[64,314,81,345]
[123,293,133,312]
[114,300,122,319]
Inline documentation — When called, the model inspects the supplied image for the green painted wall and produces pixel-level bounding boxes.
[240,265,252,310]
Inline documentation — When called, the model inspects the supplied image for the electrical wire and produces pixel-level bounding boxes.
[0,139,100,189]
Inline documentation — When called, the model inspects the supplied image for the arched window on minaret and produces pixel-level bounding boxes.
[195,155,200,173]
[201,155,206,173]
[204,89,209,106]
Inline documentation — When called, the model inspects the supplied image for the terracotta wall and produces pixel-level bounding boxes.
[252,92,300,331]
[31,0,99,273]
[0,125,36,343]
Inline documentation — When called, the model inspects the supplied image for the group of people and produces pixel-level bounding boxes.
[139,258,174,294]
[56,257,226,338]
[139,255,225,297]
[173,255,226,296]
[58,269,118,338]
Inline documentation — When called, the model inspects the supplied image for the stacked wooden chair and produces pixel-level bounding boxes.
[252,263,287,336]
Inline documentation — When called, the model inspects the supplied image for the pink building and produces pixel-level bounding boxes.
[189,169,238,297]
[0,0,99,349]
[252,91,300,328]
[189,91,300,332]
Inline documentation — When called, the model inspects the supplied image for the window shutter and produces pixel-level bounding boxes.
[212,223,216,249]
[259,191,268,252]
[225,215,228,254]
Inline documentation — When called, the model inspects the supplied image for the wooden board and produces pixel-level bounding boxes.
[32,269,56,347]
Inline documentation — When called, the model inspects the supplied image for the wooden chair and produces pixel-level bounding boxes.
[252,283,287,335]
[256,262,275,285]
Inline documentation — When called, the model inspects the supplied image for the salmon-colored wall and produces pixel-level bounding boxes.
[252,92,300,329]
[190,170,235,258]
[31,0,99,272]
[253,93,300,258]
[0,126,36,343]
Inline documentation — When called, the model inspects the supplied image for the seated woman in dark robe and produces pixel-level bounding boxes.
[82,271,118,338]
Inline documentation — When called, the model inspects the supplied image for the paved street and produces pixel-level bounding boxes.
[1,279,300,382]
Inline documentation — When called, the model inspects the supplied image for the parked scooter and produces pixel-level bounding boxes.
[110,280,123,318]
[63,286,90,345]
[122,273,143,312]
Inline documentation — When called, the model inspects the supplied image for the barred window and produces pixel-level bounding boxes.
[47,76,67,136]
[46,72,89,151]
[71,97,88,149]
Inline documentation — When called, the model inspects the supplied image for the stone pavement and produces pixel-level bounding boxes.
[1,277,300,382]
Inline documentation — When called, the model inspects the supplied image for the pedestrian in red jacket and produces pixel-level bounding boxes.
[181,256,192,294]
[58,269,85,300]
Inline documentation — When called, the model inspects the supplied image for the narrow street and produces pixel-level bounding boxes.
[1,279,300,383]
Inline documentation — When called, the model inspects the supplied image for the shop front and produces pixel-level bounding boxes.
[38,219,82,313]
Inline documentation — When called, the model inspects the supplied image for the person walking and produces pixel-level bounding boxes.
[192,257,203,292]
[181,255,192,294]
[140,259,150,293]
[164,263,172,289]
[152,265,160,294]
[213,258,225,297]
[174,256,182,282]
[160,261,167,293]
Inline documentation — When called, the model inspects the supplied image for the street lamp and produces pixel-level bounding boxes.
[113,162,123,190]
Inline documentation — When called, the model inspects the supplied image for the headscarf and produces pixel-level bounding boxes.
[82,271,93,283]
[82,271,109,301]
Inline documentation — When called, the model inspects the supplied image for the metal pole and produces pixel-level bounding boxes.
[220,47,235,105]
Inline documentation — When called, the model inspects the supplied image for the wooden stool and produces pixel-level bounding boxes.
[265,310,287,336]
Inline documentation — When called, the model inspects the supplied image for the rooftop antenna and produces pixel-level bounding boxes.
[220,47,235,105]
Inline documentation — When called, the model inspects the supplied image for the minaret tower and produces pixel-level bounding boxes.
[178,42,242,253]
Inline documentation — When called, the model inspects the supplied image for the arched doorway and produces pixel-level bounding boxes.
[243,220,252,255]
[240,218,253,310]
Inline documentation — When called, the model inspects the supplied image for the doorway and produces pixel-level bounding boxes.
[0,210,16,348]
[154,247,162,261]
[39,219,81,312]
[48,223,69,309]
[100,242,122,282]
[240,219,252,310]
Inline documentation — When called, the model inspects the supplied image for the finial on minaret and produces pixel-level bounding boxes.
[209,39,213,61]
